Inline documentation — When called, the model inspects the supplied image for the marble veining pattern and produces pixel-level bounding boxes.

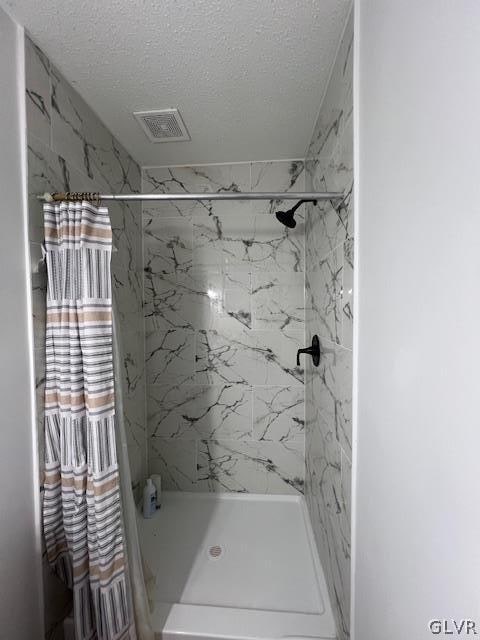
[342,237,354,350]
[143,271,252,333]
[147,383,252,440]
[149,437,298,497]
[253,386,304,442]
[193,212,304,273]
[197,439,304,494]
[142,164,251,218]
[195,328,304,387]
[304,10,353,640]
[145,329,195,386]
[143,160,307,495]
[252,272,304,335]
[143,214,193,275]
[149,438,197,491]
[306,247,343,345]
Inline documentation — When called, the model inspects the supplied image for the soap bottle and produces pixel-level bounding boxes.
[143,478,156,518]
[151,474,162,509]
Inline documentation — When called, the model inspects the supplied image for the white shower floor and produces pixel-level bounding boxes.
[137,491,336,640]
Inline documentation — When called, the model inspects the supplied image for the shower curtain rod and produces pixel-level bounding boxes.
[37,191,343,203]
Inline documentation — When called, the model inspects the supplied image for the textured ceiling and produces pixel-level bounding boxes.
[6,0,351,166]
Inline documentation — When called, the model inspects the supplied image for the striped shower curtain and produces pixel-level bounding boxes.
[42,201,136,640]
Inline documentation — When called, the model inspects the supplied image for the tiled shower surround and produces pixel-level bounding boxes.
[305,11,353,640]
[25,10,353,639]
[142,162,306,493]
[25,36,146,637]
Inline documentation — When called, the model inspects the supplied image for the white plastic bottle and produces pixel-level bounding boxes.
[151,474,162,509]
[143,478,156,518]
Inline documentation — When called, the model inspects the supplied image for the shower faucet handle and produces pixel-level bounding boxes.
[296,335,321,367]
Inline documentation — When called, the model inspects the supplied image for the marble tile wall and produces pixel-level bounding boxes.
[142,160,306,494]
[304,10,353,640]
[25,36,146,638]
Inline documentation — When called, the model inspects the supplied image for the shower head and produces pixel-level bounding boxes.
[275,199,317,228]
[275,209,297,228]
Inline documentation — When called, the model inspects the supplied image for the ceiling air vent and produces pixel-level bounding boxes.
[133,109,190,143]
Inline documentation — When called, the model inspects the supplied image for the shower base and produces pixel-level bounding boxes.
[137,491,336,640]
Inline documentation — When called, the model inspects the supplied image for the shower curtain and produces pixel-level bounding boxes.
[42,200,152,640]
[112,299,155,640]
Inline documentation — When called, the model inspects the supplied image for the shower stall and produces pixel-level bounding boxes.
[136,11,353,636]
[137,159,339,639]
[26,6,353,640]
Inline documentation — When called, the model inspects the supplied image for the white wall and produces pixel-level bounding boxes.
[0,5,43,638]
[353,1,480,638]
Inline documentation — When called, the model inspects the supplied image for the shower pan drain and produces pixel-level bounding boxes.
[208,544,223,559]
